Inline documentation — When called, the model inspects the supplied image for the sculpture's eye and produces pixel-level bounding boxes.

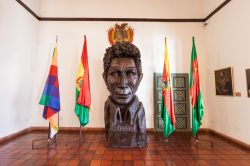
[126,70,137,78]
[110,71,120,77]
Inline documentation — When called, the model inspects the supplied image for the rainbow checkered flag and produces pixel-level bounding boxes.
[39,47,60,139]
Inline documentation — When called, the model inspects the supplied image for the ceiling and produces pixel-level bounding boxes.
[20,0,230,21]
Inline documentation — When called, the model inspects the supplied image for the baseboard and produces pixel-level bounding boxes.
[0,126,154,144]
[1,127,249,151]
[30,126,105,132]
[207,129,250,151]
[30,126,155,133]
[0,128,31,144]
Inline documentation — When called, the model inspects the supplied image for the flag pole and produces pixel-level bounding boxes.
[32,36,59,150]
[48,122,57,146]
[192,131,214,150]
[164,37,168,144]
[54,35,58,145]
[48,123,50,139]
[80,124,82,141]
[190,36,213,150]
[195,133,199,143]
[79,124,89,146]
[160,36,170,144]
[74,35,89,147]
[32,121,57,150]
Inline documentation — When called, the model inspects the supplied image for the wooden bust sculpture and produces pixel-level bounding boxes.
[103,42,147,148]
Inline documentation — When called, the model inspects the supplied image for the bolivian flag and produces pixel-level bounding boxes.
[74,36,91,126]
[161,39,176,138]
[39,47,60,139]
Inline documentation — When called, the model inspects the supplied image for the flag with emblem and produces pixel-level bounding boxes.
[189,37,204,136]
[74,36,91,126]
[161,38,176,138]
[39,47,60,139]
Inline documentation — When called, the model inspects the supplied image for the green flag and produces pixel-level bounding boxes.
[189,37,204,136]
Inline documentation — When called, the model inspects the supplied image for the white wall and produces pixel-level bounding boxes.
[39,0,205,18]
[3,0,231,139]
[30,21,208,129]
[205,0,250,144]
[0,0,39,138]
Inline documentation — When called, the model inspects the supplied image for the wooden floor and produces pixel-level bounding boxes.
[0,132,249,166]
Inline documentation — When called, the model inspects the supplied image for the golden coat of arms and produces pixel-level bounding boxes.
[108,23,134,45]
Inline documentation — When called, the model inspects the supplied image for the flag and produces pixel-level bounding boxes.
[74,36,91,126]
[39,47,60,139]
[161,38,176,138]
[189,37,204,136]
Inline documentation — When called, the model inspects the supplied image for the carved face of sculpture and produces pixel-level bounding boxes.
[105,58,141,105]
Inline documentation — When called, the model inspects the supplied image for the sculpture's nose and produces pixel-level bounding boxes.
[119,73,128,88]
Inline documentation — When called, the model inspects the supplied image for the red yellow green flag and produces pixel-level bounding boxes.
[189,37,204,136]
[161,39,176,138]
[74,36,91,126]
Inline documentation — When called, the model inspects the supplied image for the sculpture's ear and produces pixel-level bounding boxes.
[103,73,108,87]
[135,73,143,90]
[138,73,143,84]
[134,72,143,93]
